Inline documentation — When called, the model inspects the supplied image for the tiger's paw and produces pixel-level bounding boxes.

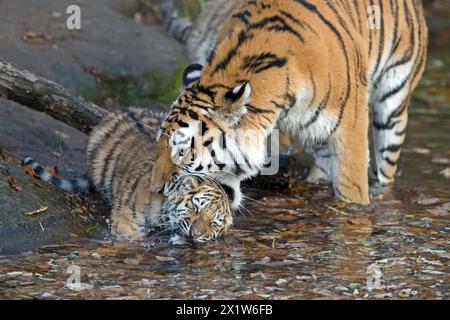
[334,183,370,205]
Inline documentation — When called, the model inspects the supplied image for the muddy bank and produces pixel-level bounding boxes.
[0,155,109,256]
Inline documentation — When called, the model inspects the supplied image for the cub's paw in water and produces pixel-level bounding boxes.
[110,207,147,242]
[110,222,145,242]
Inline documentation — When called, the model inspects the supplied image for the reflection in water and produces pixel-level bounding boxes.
[329,213,373,296]
[0,111,449,299]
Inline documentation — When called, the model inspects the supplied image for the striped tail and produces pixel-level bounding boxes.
[23,157,90,193]
[158,0,192,43]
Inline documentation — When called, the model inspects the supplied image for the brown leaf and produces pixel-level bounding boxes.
[123,258,141,266]
[22,31,50,45]
[24,206,48,216]
[8,176,22,192]
[272,213,298,222]
[95,247,118,257]
[280,231,297,238]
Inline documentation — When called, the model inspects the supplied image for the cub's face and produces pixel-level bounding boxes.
[162,174,233,243]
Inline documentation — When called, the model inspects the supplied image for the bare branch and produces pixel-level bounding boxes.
[0,60,109,134]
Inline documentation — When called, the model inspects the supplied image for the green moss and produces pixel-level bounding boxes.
[84,62,185,109]
[136,0,160,17]
[136,0,206,19]
[174,0,204,19]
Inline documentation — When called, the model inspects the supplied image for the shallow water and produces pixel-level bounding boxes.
[1,29,450,300]
[0,108,448,300]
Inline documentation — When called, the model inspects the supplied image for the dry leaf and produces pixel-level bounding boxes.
[123,258,141,266]
[8,175,22,192]
[95,247,118,257]
[280,231,297,238]
[24,206,48,216]
[22,31,50,45]
[155,256,175,262]
[417,198,440,205]
[272,213,298,222]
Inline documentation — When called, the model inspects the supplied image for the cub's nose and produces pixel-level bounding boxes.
[190,220,207,239]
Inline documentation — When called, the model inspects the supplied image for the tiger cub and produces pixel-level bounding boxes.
[24,108,233,242]
[151,0,428,205]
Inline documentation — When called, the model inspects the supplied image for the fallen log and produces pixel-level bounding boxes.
[0,60,109,134]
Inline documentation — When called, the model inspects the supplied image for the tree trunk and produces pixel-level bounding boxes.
[0,60,109,134]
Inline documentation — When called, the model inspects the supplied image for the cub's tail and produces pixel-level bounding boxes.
[23,157,91,193]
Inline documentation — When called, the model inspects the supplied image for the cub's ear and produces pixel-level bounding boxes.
[182,63,203,87]
[219,82,251,127]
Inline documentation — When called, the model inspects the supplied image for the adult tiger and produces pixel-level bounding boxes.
[152,0,428,205]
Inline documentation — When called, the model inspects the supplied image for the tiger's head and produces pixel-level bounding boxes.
[162,174,233,243]
[151,63,280,208]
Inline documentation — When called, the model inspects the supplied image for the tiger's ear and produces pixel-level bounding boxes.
[219,82,251,127]
[182,63,203,87]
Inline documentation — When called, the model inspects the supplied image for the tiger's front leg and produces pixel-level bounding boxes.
[329,101,370,205]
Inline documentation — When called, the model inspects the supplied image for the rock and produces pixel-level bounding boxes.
[0,158,109,256]
[0,0,185,180]
[0,0,184,93]
[0,100,88,178]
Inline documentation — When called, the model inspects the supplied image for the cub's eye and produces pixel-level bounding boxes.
[211,221,220,227]
[214,211,224,221]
